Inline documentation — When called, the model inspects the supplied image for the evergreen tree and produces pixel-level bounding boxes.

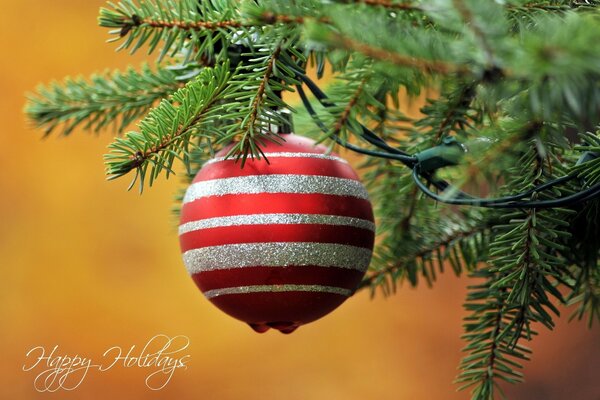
[25,1,600,398]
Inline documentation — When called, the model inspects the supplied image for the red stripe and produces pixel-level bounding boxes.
[181,193,374,222]
[194,157,358,182]
[193,266,364,292]
[215,134,333,157]
[207,291,350,325]
[180,224,374,251]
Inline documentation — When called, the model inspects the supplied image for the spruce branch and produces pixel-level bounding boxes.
[244,45,283,147]
[333,0,589,15]
[26,2,600,397]
[458,141,576,399]
[337,0,598,13]
[490,147,574,341]
[337,0,422,11]
[305,4,481,77]
[244,0,328,23]
[573,131,600,185]
[565,132,600,326]
[217,42,302,162]
[134,16,243,30]
[304,58,387,143]
[360,222,490,291]
[318,31,467,75]
[507,0,600,13]
[331,78,367,136]
[451,0,497,67]
[255,11,331,26]
[429,82,478,142]
[25,64,183,136]
[568,257,600,327]
[104,63,232,190]
[361,79,485,294]
[458,269,532,399]
[99,0,247,60]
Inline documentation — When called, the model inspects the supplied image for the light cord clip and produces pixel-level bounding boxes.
[415,137,466,173]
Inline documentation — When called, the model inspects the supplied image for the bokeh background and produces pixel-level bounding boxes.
[1,1,599,399]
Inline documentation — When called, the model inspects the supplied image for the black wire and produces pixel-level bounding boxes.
[281,56,417,162]
[413,168,600,208]
[296,85,418,163]
[287,56,599,208]
[423,171,578,203]
[298,73,414,158]
[580,184,600,203]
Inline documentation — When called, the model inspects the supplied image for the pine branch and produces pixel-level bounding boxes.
[339,0,598,13]
[491,167,572,340]
[26,2,600,396]
[451,0,497,67]
[319,32,467,75]
[134,16,243,30]
[336,0,422,11]
[99,0,326,63]
[565,132,600,326]
[245,0,329,23]
[458,141,576,399]
[241,45,284,154]
[360,221,490,292]
[99,0,247,60]
[501,13,600,123]
[304,57,384,142]
[305,3,487,79]
[360,76,486,294]
[243,0,333,68]
[365,152,490,293]
[568,257,600,327]
[573,131,600,185]
[331,79,366,135]
[25,64,183,136]
[457,269,532,399]
[104,64,232,190]
[420,81,479,143]
[218,42,301,162]
[256,12,331,26]
[507,1,600,13]
[330,0,592,13]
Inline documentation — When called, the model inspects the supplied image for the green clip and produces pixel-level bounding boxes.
[415,137,466,173]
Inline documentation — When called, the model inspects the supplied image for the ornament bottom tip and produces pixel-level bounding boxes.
[248,321,300,334]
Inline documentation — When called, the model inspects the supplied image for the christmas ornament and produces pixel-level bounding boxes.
[179,133,375,334]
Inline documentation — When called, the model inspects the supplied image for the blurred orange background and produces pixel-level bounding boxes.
[1,1,598,399]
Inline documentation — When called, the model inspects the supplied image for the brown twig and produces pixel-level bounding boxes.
[259,12,331,25]
[247,46,283,134]
[126,92,223,170]
[142,18,244,30]
[507,2,573,12]
[332,79,368,135]
[332,34,468,75]
[345,0,422,11]
[122,12,328,37]
[485,287,507,387]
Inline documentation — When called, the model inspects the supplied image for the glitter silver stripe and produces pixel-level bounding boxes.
[183,175,369,203]
[183,242,372,274]
[204,284,352,299]
[203,152,349,166]
[179,213,375,235]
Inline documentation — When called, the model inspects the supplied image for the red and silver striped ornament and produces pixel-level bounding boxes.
[179,134,375,334]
